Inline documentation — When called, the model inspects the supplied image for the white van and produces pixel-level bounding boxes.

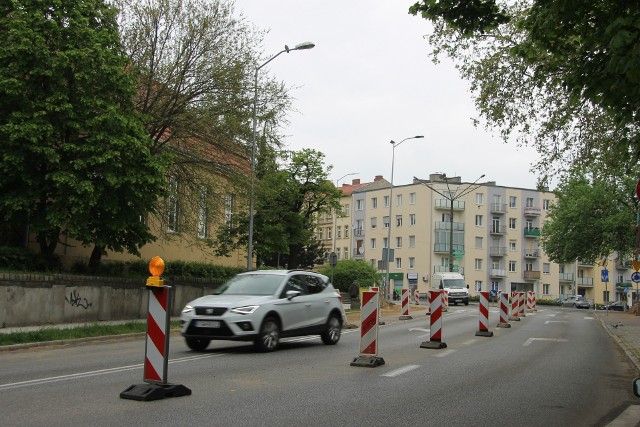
[430,272,469,306]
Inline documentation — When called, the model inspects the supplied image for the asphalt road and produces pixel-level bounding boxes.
[0,306,638,427]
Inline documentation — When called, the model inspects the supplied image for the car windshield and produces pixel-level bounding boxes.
[443,279,466,289]
[213,274,283,296]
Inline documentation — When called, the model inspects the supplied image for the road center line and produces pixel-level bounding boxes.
[433,349,457,357]
[381,364,421,377]
[545,320,568,324]
[523,338,568,347]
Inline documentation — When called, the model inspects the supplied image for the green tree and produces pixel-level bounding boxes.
[409,1,640,185]
[541,174,637,264]
[317,259,380,294]
[0,0,165,264]
[214,148,341,269]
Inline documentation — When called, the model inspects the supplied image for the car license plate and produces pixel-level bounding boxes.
[195,320,221,328]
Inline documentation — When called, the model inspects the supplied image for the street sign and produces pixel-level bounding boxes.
[632,272,640,284]
[633,261,640,271]
[601,269,609,283]
[329,252,338,267]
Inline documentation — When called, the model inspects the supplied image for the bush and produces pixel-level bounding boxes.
[0,246,62,272]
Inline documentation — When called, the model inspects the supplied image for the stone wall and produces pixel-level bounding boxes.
[0,273,222,328]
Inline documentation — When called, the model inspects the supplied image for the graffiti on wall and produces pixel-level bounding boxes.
[65,290,93,309]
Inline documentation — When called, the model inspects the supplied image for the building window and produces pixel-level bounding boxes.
[345,225,349,238]
[371,217,377,229]
[372,197,378,209]
[318,228,323,240]
[410,192,416,204]
[509,196,517,208]
[371,238,377,249]
[383,216,390,228]
[395,258,402,269]
[475,237,483,249]
[327,227,332,240]
[543,283,550,295]
[337,226,342,239]
[344,204,350,216]
[383,237,388,248]
[543,263,550,274]
[197,186,208,238]
[476,193,483,205]
[396,236,402,248]
[475,259,483,270]
[409,257,415,268]
[409,214,416,226]
[475,215,483,226]
[167,176,179,232]
[526,197,534,207]
[343,247,348,260]
[475,281,482,292]
[409,235,416,248]
[543,199,551,210]
[509,261,517,272]
[384,195,389,207]
[510,241,516,251]
[396,215,403,227]
[396,194,402,207]
[509,218,516,229]
[356,199,364,211]
[224,193,235,227]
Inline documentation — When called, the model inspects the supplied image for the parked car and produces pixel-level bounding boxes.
[180,270,346,352]
[562,295,591,309]
[598,301,625,311]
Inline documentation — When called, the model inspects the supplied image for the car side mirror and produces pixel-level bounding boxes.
[286,290,301,300]
[634,377,640,398]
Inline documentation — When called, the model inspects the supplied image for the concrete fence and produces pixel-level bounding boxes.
[0,273,223,328]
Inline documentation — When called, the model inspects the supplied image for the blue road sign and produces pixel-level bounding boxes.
[632,272,640,284]
[601,269,609,283]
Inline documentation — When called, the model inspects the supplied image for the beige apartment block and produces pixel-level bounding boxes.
[326,173,637,305]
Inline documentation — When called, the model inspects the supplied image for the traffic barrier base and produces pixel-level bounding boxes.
[350,355,385,367]
[120,383,192,402]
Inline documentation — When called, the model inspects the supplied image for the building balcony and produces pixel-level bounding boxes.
[353,228,364,237]
[523,227,540,237]
[490,225,507,235]
[433,243,464,254]
[489,246,507,257]
[435,199,465,211]
[434,221,465,232]
[491,203,507,214]
[433,265,464,274]
[524,249,539,258]
[577,277,594,286]
[523,270,541,280]
[577,260,593,266]
[559,272,574,282]
[617,260,632,269]
[524,207,541,216]
[490,268,506,278]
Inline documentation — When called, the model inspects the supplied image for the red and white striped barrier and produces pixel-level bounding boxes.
[144,287,170,382]
[518,292,526,317]
[509,292,520,321]
[527,291,536,312]
[497,292,511,328]
[414,289,420,306]
[443,290,449,312]
[399,289,413,320]
[351,291,385,367]
[420,290,447,349]
[475,291,493,337]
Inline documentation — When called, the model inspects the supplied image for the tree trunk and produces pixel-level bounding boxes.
[89,245,105,272]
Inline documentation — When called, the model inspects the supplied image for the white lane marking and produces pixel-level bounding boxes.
[381,364,421,377]
[548,314,556,317]
[433,349,457,357]
[460,339,478,346]
[0,353,223,390]
[409,328,430,332]
[545,320,568,324]
[606,405,640,426]
[523,338,568,347]
[584,317,594,320]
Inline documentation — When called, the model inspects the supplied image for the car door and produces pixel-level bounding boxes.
[303,275,331,327]
[276,275,310,332]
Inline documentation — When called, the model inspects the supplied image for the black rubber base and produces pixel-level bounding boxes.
[475,330,494,337]
[350,355,386,367]
[420,340,447,349]
[120,383,192,401]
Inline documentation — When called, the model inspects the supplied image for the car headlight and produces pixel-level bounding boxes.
[181,305,194,314]
[230,305,259,315]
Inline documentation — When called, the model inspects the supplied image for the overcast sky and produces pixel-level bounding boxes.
[237,1,542,190]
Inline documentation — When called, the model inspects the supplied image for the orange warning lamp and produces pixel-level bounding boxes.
[146,256,165,288]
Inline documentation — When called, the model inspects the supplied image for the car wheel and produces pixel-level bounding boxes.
[573,304,577,308]
[464,301,469,306]
[185,337,210,351]
[255,317,280,352]
[321,314,342,345]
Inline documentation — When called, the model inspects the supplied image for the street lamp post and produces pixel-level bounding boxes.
[333,173,358,255]
[415,173,485,273]
[247,42,315,271]
[385,136,424,300]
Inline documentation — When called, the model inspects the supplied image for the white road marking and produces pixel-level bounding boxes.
[381,364,421,377]
[545,320,568,324]
[584,317,594,320]
[433,349,457,357]
[409,328,430,332]
[523,338,568,347]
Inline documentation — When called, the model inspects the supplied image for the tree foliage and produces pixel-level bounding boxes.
[317,259,380,293]
[214,148,341,269]
[541,174,637,264]
[409,0,640,186]
[0,0,165,265]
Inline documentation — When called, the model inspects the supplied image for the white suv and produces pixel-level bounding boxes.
[180,270,346,352]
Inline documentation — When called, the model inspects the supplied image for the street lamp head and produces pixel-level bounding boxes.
[294,42,315,50]
[414,135,425,139]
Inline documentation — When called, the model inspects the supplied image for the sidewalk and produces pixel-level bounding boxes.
[594,309,640,372]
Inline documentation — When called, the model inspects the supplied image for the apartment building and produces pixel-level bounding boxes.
[327,173,636,305]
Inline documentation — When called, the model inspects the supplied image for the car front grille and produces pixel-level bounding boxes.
[186,321,234,337]
[195,307,228,316]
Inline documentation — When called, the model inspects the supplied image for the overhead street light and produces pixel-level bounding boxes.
[415,173,486,273]
[247,42,315,271]
[385,135,424,299]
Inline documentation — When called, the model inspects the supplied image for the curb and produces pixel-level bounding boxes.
[596,314,640,372]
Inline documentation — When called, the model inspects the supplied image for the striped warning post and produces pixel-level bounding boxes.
[509,292,520,321]
[497,292,511,328]
[518,292,526,317]
[144,287,170,383]
[475,291,494,337]
[414,289,420,306]
[420,290,447,349]
[443,290,449,312]
[399,289,413,320]
[527,291,536,312]
[532,292,537,311]
[351,291,385,367]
